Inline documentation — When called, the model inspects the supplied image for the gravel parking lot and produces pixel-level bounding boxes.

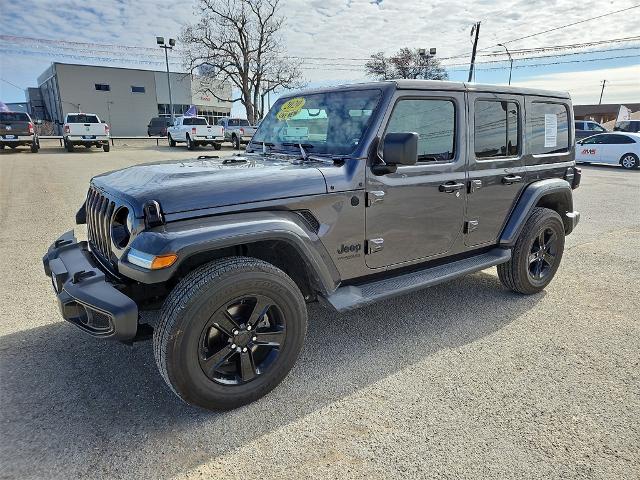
[1,144,638,479]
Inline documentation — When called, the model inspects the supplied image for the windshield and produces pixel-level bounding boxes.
[251,89,382,155]
[0,112,29,122]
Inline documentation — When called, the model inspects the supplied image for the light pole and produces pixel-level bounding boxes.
[497,43,513,85]
[418,47,437,79]
[157,36,176,123]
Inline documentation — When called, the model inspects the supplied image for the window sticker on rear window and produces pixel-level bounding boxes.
[276,97,306,121]
[544,114,557,148]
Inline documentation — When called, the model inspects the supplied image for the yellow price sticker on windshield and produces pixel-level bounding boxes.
[276,97,305,121]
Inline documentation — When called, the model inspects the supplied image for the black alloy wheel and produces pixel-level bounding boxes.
[198,294,285,385]
[528,227,558,282]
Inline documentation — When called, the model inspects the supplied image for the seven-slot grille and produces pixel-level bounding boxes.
[86,187,116,263]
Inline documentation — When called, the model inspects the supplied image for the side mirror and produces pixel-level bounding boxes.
[383,132,418,166]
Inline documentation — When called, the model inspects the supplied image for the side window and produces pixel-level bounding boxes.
[581,136,598,145]
[575,122,584,130]
[610,134,634,144]
[385,98,455,162]
[474,100,519,159]
[530,102,569,154]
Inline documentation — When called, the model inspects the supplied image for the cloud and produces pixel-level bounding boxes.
[1,0,639,104]
[514,64,640,105]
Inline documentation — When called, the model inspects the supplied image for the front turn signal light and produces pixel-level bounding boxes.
[151,254,178,270]
[127,249,177,270]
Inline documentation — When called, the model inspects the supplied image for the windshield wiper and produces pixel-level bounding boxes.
[281,142,314,162]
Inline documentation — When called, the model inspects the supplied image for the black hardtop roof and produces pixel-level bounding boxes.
[283,79,570,100]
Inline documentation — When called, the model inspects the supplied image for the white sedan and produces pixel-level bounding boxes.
[576,132,640,170]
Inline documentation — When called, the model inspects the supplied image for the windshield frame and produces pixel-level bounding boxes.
[250,87,387,158]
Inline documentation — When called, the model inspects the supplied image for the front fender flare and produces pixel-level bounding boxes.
[118,211,340,294]
[500,179,575,247]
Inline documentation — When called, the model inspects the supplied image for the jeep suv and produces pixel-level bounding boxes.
[43,80,581,410]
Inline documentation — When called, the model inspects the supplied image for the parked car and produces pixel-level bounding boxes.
[167,116,224,150]
[574,120,606,140]
[217,117,257,149]
[63,113,110,152]
[576,132,640,169]
[43,80,581,411]
[614,120,640,133]
[147,117,172,137]
[0,111,40,153]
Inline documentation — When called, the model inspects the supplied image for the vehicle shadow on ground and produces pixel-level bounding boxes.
[0,272,543,479]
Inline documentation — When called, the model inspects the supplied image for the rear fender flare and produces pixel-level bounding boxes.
[500,179,574,247]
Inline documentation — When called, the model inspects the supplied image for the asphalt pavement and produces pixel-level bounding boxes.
[0,144,638,479]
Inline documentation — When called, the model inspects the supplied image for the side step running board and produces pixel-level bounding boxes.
[324,248,511,312]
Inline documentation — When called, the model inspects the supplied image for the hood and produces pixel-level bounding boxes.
[91,154,328,216]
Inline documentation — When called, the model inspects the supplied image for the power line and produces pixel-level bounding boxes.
[0,77,24,91]
[489,4,640,47]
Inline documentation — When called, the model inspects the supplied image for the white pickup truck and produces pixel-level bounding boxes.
[167,116,224,150]
[63,113,110,152]
[217,117,257,149]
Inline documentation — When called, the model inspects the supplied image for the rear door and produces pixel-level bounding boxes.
[576,135,601,162]
[365,90,466,268]
[465,93,525,247]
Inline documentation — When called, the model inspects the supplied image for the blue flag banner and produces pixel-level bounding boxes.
[184,105,197,117]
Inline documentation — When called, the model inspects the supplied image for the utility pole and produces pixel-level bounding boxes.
[157,36,176,123]
[598,80,607,104]
[468,22,481,82]
[498,43,513,85]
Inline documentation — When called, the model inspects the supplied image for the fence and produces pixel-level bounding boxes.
[39,136,168,147]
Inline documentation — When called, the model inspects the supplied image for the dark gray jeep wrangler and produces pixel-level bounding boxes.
[43,80,581,410]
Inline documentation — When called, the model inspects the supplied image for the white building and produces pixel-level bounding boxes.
[37,63,232,135]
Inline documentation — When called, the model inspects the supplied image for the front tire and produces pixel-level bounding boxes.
[498,207,565,294]
[103,143,110,152]
[620,153,639,170]
[168,134,176,147]
[154,257,308,410]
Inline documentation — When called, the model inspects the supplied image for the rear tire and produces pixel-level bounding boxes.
[65,140,74,152]
[187,135,196,150]
[620,153,639,170]
[103,143,110,152]
[30,142,39,153]
[232,134,240,150]
[154,257,307,410]
[498,207,565,294]
[213,143,222,151]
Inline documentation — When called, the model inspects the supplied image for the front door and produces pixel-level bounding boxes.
[365,91,466,269]
[465,93,526,247]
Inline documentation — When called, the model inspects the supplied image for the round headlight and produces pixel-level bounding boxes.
[111,206,132,249]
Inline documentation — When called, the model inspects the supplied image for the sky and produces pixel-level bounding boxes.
[1,0,639,115]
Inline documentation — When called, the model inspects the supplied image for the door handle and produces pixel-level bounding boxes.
[502,174,523,185]
[439,181,465,193]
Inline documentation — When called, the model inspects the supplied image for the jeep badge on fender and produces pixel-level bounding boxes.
[43,80,580,411]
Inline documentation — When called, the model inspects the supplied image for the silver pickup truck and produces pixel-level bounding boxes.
[217,117,257,149]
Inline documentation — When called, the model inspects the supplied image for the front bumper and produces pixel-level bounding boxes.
[43,230,138,341]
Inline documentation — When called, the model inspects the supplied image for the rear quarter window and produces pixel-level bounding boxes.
[530,102,569,154]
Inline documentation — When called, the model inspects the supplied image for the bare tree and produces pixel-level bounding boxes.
[365,48,449,81]
[181,0,304,123]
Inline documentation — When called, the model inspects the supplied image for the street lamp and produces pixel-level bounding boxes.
[157,36,176,123]
[418,48,437,79]
[497,43,513,85]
